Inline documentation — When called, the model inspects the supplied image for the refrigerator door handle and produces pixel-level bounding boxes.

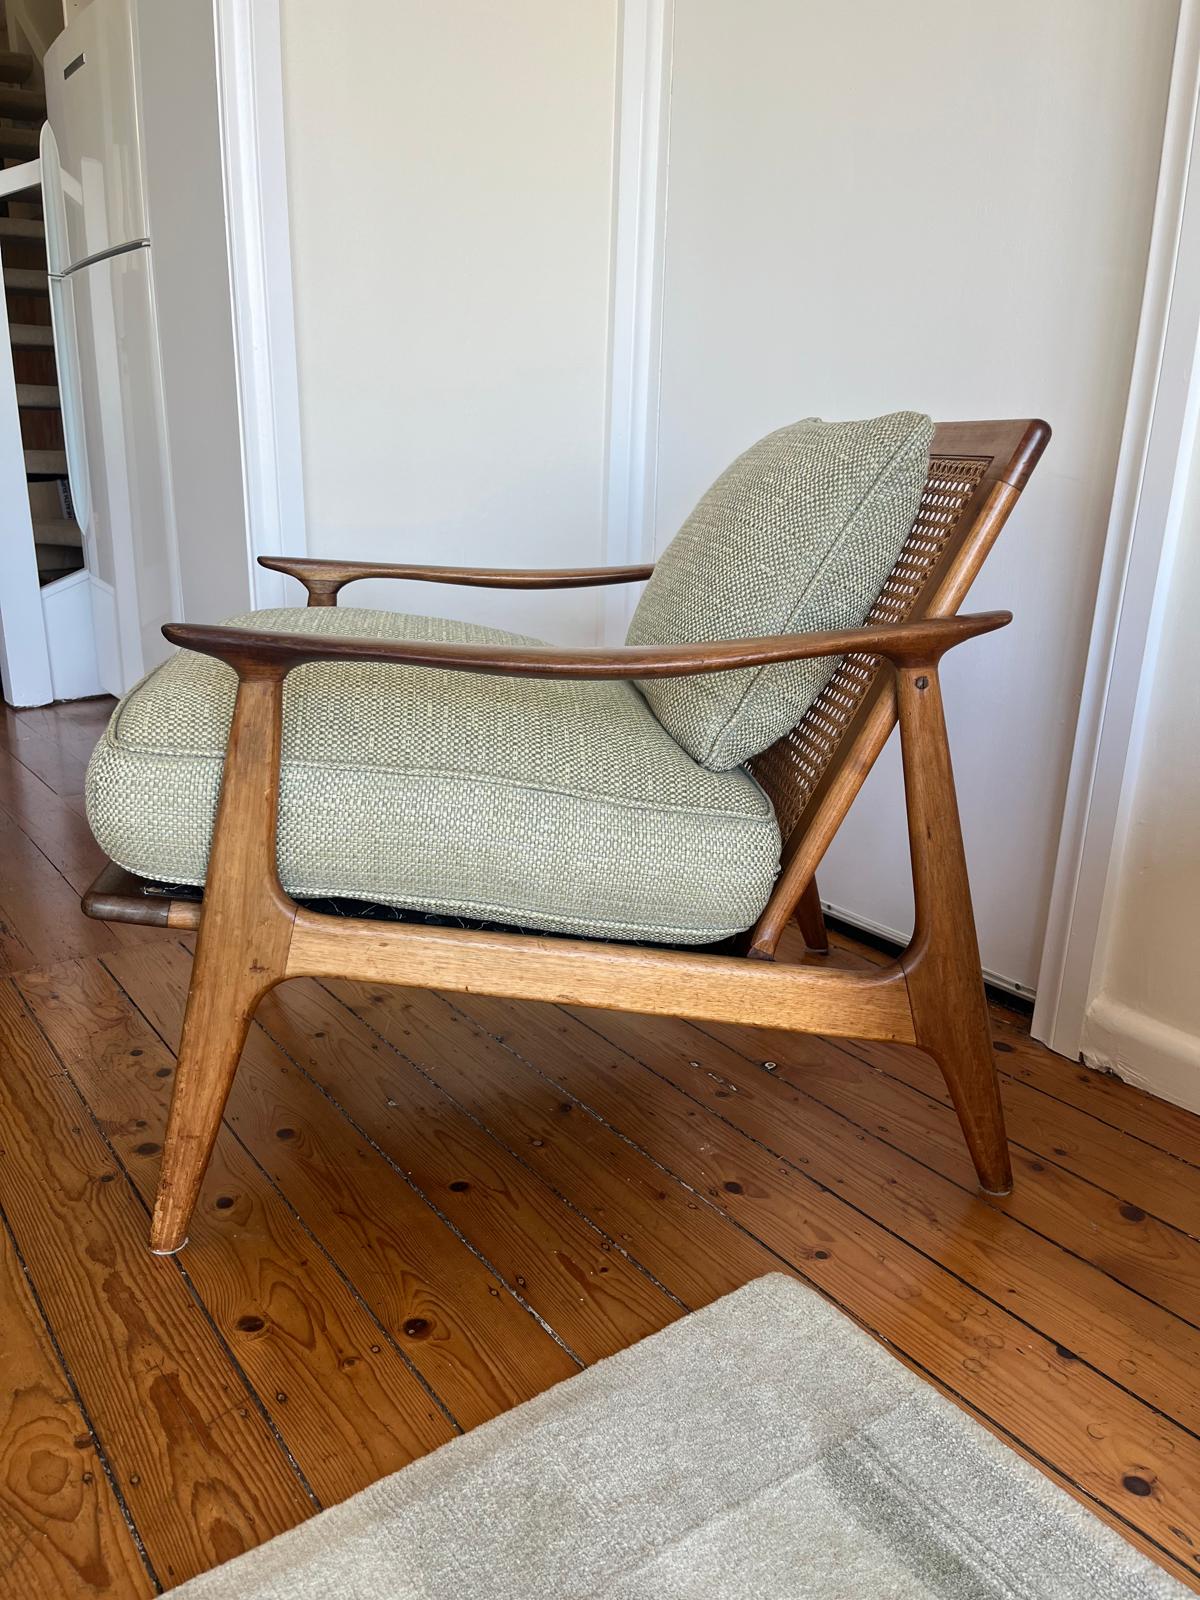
[60,237,151,277]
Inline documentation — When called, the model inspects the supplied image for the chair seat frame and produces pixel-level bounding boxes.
[83,419,1050,1253]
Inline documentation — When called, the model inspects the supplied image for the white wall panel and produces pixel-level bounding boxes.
[279,0,620,642]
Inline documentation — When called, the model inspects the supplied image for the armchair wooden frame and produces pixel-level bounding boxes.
[82,418,1050,1254]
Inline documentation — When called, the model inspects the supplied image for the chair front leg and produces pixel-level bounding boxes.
[150,669,297,1253]
[895,664,1012,1196]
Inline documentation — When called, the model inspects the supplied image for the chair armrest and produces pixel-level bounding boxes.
[258,555,655,605]
[163,611,1011,680]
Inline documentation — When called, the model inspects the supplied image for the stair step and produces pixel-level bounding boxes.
[36,540,81,565]
[16,382,59,408]
[25,448,67,476]
[4,266,48,295]
[0,125,39,159]
[0,52,34,85]
[0,216,44,240]
[0,86,45,120]
[8,321,52,347]
[0,190,43,219]
[33,518,81,549]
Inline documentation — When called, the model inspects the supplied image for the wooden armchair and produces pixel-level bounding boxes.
[83,418,1049,1254]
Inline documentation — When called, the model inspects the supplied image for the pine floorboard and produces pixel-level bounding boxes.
[0,698,1197,1594]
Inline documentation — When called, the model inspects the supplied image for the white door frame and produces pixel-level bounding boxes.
[1033,0,1200,1059]
[212,0,307,611]
[601,0,674,639]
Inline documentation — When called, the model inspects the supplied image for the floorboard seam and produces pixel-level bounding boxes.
[831,1034,1200,1236]
[665,1013,1200,1331]
[435,995,1199,1585]
[989,1077,1200,1173]
[818,930,1200,1170]
[97,957,467,1438]
[13,979,323,1513]
[0,1198,161,1594]
[309,978,690,1320]
[551,1004,1200,1445]
[243,1000,587,1372]
[201,1113,466,1438]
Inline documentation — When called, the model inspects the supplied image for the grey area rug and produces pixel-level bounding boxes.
[175,1274,1188,1599]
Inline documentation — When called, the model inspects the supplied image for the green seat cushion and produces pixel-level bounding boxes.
[627,412,934,769]
[86,607,782,946]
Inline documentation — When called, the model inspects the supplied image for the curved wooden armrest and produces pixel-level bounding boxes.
[162,610,1011,680]
[258,554,655,605]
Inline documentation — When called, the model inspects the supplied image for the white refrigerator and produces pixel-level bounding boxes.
[42,0,251,695]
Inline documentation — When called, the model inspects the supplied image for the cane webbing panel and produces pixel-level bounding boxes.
[747,454,990,841]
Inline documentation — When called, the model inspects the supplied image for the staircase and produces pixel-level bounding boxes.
[0,42,83,587]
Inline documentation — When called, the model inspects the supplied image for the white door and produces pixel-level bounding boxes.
[649,0,1179,994]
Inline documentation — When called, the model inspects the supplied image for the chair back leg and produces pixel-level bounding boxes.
[895,665,1012,1195]
[793,875,829,954]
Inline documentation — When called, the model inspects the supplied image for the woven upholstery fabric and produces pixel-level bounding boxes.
[627,412,934,769]
[86,607,781,945]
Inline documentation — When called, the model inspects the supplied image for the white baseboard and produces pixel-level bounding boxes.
[41,568,103,701]
[821,900,1036,1004]
[1081,993,1200,1115]
[832,903,1200,1112]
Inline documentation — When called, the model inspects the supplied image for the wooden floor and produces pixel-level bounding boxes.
[1,698,1199,1597]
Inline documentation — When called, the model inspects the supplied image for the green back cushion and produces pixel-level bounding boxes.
[626,412,934,769]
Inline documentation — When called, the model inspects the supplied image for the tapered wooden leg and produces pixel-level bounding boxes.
[150,956,280,1253]
[793,875,829,954]
[149,672,297,1252]
[896,664,1012,1195]
[908,958,1011,1195]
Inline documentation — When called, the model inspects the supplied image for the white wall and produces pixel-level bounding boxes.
[1081,419,1200,1111]
[651,0,1179,992]
[277,0,620,642]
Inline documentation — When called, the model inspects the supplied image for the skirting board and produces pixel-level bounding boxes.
[1082,993,1200,1115]
[822,900,1035,1004]
[834,903,1200,1114]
